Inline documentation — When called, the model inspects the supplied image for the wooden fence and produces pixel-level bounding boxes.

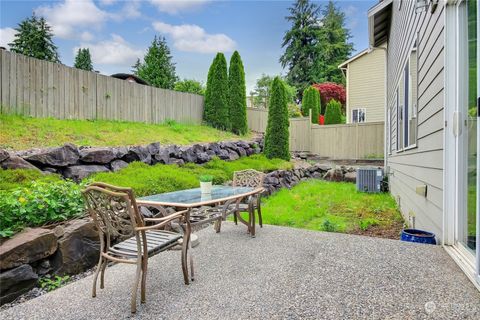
[246,107,385,159]
[0,50,204,123]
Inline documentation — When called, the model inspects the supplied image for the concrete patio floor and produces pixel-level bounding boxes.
[1,222,479,320]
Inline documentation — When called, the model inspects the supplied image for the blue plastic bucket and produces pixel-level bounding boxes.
[401,229,436,245]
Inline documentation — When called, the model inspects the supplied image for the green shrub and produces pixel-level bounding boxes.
[0,169,62,191]
[204,53,229,130]
[288,103,302,118]
[324,99,342,125]
[301,86,320,124]
[90,154,292,197]
[264,77,290,161]
[228,51,248,135]
[0,180,85,238]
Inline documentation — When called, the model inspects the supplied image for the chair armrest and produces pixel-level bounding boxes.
[135,210,188,231]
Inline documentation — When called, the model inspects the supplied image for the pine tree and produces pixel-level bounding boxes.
[134,36,177,89]
[280,0,321,94]
[228,51,248,135]
[9,14,60,62]
[74,48,93,71]
[131,58,141,74]
[316,1,354,84]
[264,77,290,161]
[301,86,320,124]
[204,53,229,130]
[324,99,342,124]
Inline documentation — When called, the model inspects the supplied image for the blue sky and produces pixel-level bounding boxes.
[0,0,376,92]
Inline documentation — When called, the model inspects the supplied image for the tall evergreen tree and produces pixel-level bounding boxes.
[228,51,248,135]
[324,99,342,124]
[9,14,60,62]
[133,36,177,89]
[204,55,218,125]
[204,53,229,130]
[302,86,320,124]
[280,0,321,95]
[264,77,290,161]
[74,48,93,71]
[316,1,354,84]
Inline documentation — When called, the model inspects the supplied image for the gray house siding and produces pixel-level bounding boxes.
[386,1,445,239]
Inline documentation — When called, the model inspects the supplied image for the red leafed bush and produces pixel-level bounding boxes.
[312,82,346,114]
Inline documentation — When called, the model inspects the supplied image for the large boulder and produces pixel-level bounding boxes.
[0,264,38,305]
[0,149,9,162]
[122,146,151,164]
[179,147,197,163]
[217,149,230,160]
[52,219,100,275]
[154,148,171,164]
[23,144,79,167]
[146,142,160,155]
[323,168,344,182]
[1,156,39,170]
[110,159,129,172]
[63,165,109,181]
[344,171,357,183]
[0,228,57,270]
[79,147,116,164]
[196,152,211,164]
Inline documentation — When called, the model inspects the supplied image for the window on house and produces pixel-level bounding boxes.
[397,40,418,152]
[406,42,418,147]
[352,108,366,123]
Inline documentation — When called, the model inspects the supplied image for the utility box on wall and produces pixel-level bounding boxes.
[356,167,383,193]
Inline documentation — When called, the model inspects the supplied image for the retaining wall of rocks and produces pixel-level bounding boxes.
[0,138,264,181]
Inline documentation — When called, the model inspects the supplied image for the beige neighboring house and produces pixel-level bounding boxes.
[339,48,386,124]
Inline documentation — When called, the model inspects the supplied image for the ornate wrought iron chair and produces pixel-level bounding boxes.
[231,169,266,236]
[82,182,192,314]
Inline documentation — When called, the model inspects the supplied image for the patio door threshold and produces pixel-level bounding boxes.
[444,245,480,291]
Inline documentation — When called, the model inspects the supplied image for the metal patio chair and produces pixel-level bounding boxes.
[231,169,266,236]
[82,182,192,314]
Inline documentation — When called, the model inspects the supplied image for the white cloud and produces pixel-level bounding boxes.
[149,0,208,14]
[152,21,235,53]
[0,27,16,49]
[121,0,142,18]
[74,34,143,66]
[80,31,94,42]
[35,0,108,39]
[343,5,362,30]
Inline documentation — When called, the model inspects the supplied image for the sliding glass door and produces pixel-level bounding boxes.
[457,0,479,282]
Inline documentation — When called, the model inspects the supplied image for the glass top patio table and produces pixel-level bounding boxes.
[137,185,259,208]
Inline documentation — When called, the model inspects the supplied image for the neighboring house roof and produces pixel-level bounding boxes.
[110,73,149,85]
[368,0,392,47]
[338,49,370,69]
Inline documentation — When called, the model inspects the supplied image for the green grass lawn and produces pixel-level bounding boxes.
[261,180,404,239]
[0,114,249,150]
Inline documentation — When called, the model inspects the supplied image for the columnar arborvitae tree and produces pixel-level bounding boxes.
[74,48,93,71]
[301,86,320,123]
[133,36,177,89]
[204,53,229,130]
[264,77,290,160]
[228,51,248,135]
[204,55,218,125]
[324,99,342,124]
[9,14,60,62]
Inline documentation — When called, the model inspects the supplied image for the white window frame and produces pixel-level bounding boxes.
[396,38,419,153]
[351,108,367,123]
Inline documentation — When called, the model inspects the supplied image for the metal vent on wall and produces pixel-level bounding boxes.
[356,167,384,193]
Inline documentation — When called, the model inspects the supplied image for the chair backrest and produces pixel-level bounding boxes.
[82,183,144,245]
[232,169,266,188]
